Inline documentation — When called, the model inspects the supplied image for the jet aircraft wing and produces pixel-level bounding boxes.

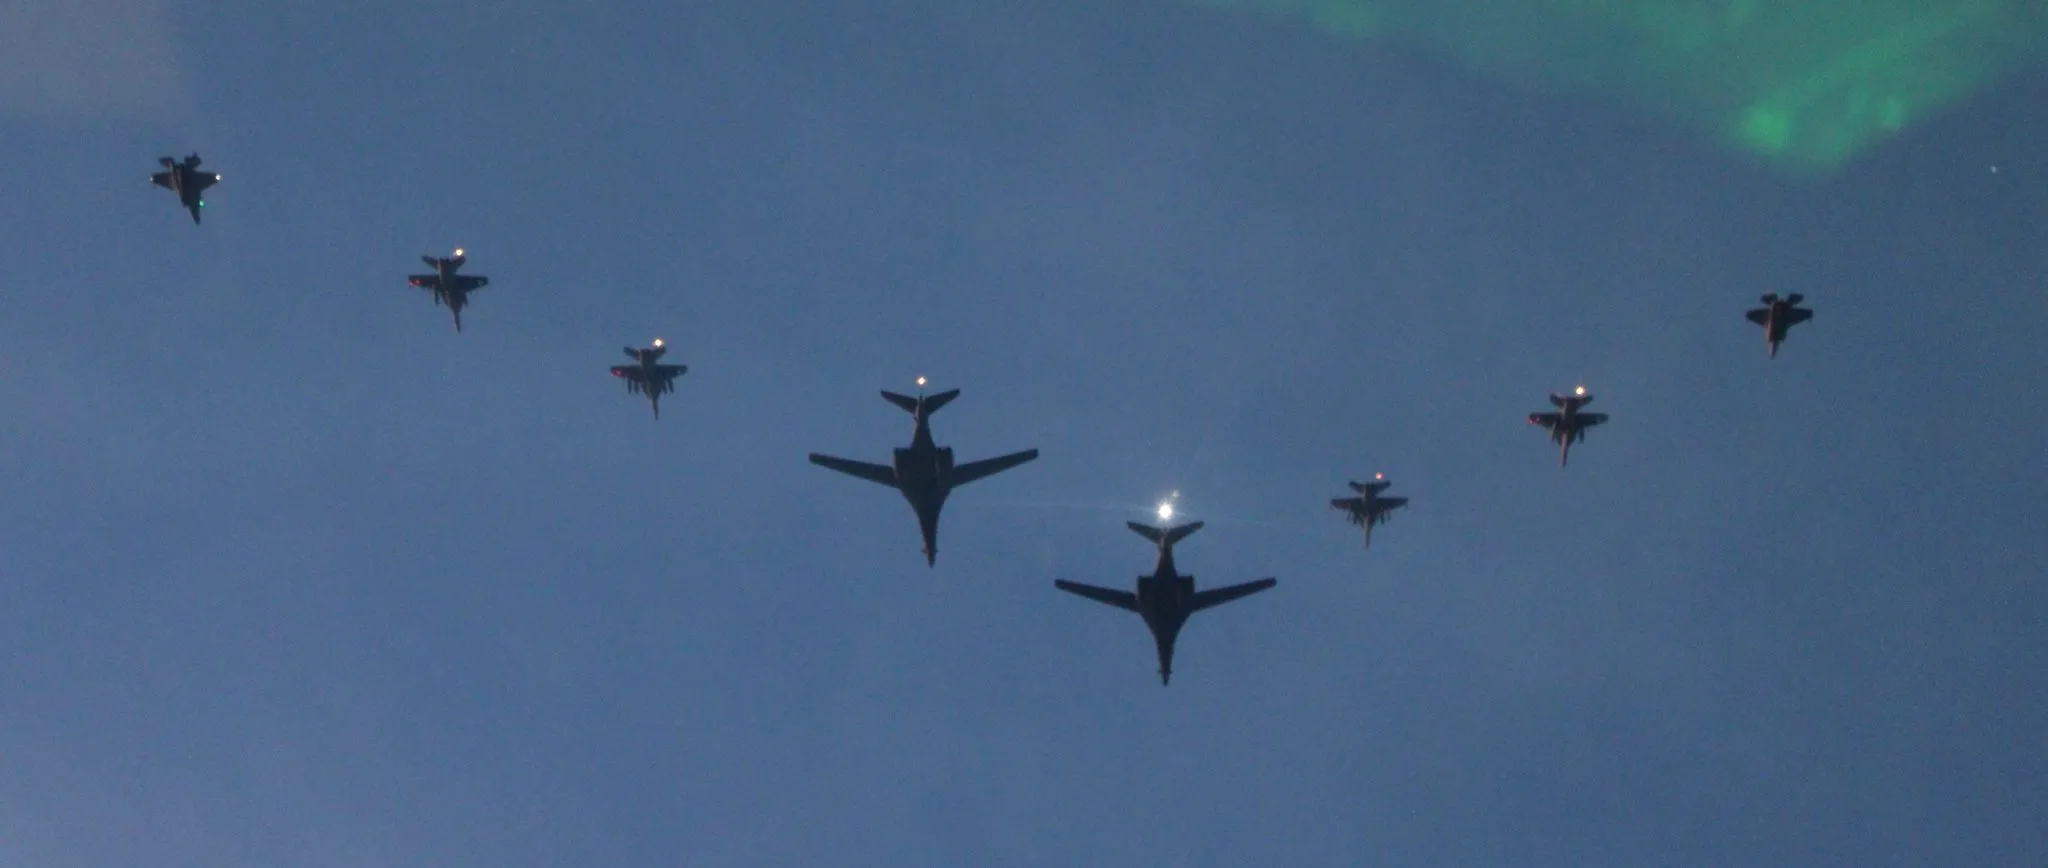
[1745,309,1769,324]
[1786,309,1813,325]
[150,172,173,189]
[451,276,488,292]
[610,366,648,381]
[1189,578,1278,613]
[408,275,440,289]
[951,449,1039,487]
[1529,412,1563,428]
[656,364,689,379]
[1053,580,1139,611]
[1578,413,1610,428]
[1331,497,1363,510]
[809,453,897,487]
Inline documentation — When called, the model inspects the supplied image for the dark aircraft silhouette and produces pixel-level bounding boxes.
[1330,472,1409,548]
[148,154,220,225]
[808,382,1039,566]
[609,339,689,419]
[1528,386,1609,467]
[1744,292,1813,359]
[406,249,489,332]
[1053,520,1277,685]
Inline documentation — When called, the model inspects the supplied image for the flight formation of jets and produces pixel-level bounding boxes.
[150,154,1817,685]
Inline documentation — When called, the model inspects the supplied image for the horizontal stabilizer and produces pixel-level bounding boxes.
[951,448,1038,487]
[1053,580,1139,612]
[1126,520,1203,547]
[1189,577,1277,613]
[882,388,959,417]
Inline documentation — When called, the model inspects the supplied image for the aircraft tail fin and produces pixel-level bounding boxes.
[881,388,960,417]
[1126,520,1203,548]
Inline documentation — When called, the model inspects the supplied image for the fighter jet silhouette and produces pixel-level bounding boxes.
[406,249,489,332]
[148,153,220,225]
[809,383,1038,566]
[1330,473,1409,548]
[609,339,688,419]
[1054,520,1276,685]
[1527,386,1609,468]
[1744,293,1813,359]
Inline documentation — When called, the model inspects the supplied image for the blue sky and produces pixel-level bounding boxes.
[2,1,2045,865]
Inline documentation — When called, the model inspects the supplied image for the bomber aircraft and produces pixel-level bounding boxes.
[149,154,220,225]
[609,339,689,419]
[808,380,1039,566]
[1528,386,1609,467]
[1331,473,1408,548]
[1744,293,1813,359]
[406,249,489,332]
[1053,517,1277,685]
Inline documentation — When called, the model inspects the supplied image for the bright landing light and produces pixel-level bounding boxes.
[1157,501,1175,522]
[1574,385,1588,396]
[652,338,664,348]
[916,376,927,387]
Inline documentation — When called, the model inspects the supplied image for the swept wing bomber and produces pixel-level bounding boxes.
[1054,520,1277,685]
[809,382,1039,566]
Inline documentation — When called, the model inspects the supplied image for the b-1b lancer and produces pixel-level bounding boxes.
[609,339,688,419]
[1528,386,1609,467]
[808,381,1039,566]
[1331,473,1408,548]
[148,154,220,225]
[1054,520,1277,685]
[1745,293,1813,359]
[406,249,489,332]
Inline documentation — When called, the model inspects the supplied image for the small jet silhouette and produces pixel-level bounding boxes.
[1527,386,1609,468]
[1330,473,1409,548]
[1744,293,1813,359]
[406,249,489,332]
[149,153,220,225]
[609,339,688,419]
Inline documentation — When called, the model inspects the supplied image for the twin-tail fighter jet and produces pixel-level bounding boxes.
[1528,386,1609,467]
[406,249,489,332]
[1331,473,1408,548]
[1054,516,1277,685]
[808,380,1039,566]
[149,154,221,225]
[1745,293,1813,359]
[610,339,689,419]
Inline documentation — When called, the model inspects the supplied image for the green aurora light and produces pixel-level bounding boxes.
[1184,0,2048,173]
